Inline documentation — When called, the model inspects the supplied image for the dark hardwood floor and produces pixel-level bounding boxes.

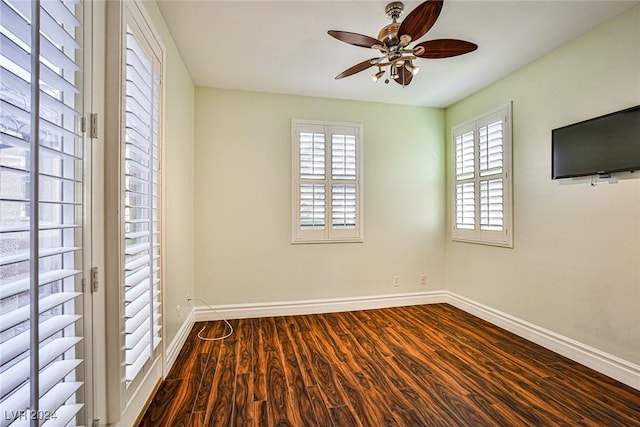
[138,304,640,426]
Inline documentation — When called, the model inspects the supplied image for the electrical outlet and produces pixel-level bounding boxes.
[419,274,427,285]
[393,276,400,287]
[176,305,182,319]
[186,293,191,304]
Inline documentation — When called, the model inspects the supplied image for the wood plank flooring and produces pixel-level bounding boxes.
[138,304,640,426]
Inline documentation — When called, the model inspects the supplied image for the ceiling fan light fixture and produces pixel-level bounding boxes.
[390,64,399,79]
[406,61,420,76]
[372,69,385,82]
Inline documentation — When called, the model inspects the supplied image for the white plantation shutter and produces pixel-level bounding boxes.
[452,104,512,247]
[0,0,85,425]
[300,184,325,229]
[455,129,475,180]
[479,121,503,176]
[331,133,357,229]
[292,121,362,243]
[122,22,163,387]
[299,132,325,179]
[299,132,326,229]
[331,184,356,228]
[455,183,475,230]
[480,178,504,230]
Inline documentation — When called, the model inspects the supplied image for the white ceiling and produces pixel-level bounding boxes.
[157,0,638,107]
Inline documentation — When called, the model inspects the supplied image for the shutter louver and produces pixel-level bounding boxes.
[123,25,162,387]
[0,0,85,424]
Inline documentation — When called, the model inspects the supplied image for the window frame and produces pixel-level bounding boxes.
[291,119,363,244]
[451,103,513,248]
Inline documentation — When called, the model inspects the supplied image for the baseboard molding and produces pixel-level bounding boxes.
[193,291,447,321]
[192,290,639,391]
[444,292,640,390]
[164,308,195,377]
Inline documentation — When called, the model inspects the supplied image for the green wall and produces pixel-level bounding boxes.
[445,5,640,363]
[194,89,446,305]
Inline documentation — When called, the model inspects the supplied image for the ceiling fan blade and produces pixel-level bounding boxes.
[335,58,379,79]
[398,0,443,42]
[394,64,414,86]
[414,39,478,58]
[328,30,381,48]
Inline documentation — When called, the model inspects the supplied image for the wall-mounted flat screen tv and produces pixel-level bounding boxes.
[551,105,640,179]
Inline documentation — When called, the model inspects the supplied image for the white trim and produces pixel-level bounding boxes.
[115,358,162,427]
[163,309,195,378]
[194,291,447,321]
[445,292,640,390]
[192,290,639,391]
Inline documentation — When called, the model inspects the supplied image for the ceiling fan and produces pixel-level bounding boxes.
[328,0,477,86]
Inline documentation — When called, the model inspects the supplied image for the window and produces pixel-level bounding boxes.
[452,103,512,247]
[292,120,362,243]
[0,0,87,424]
[122,15,163,388]
[105,0,164,417]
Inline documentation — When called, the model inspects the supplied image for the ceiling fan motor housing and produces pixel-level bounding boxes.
[378,23,400,46]
[379,2,404,46]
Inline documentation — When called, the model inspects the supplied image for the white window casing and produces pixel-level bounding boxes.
[452,103,513,248]
[292,120,363,243]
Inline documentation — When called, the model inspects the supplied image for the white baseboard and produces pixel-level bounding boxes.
[164,308,195,378]
[444,292,640,390]
[193,291,447,321]
[192,290,639,391]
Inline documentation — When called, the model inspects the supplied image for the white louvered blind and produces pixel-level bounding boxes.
[452,104,512,247]
[292,121,362,243]
[0,0,85,425]
[123,24,162,387]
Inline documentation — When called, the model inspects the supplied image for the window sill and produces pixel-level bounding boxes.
[452,236,513,248]
[291,238,364,245]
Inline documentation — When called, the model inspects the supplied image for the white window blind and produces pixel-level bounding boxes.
[452,103,512,247]
[122,22,162,387]
[0,0,85,425]
[292,121,362,243]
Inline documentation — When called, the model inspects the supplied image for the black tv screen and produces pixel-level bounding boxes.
[551,105,640,179]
